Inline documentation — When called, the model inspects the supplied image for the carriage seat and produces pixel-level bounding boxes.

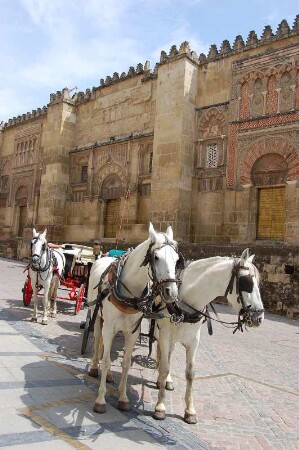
[62,244,77,278]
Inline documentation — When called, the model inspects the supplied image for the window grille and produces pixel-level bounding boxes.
[81,166,88,183]
[206,144,218,168]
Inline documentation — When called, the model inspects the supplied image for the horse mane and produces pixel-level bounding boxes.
[186,256,231,270]
[184,255,260,285]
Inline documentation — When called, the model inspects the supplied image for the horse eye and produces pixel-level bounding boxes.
[154,254,159,261]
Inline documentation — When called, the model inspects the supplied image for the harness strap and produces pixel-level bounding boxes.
[88,288,110,332]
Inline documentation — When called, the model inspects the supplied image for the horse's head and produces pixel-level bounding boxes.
[143,223,179,303]
[229,248,264,328]
[30,228,48,266]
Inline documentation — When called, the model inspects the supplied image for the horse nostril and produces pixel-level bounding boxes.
[165,287,171,296]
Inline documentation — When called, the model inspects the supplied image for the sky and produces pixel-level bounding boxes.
[0,0,298,123]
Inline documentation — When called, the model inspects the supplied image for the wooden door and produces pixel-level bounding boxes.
[257,187,285,240]
[104,199,121,238]
[18,206,27,237]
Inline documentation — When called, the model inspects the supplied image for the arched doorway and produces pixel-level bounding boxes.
[251,154,287,240]
[101,174,124,238]
[15,186,28,237]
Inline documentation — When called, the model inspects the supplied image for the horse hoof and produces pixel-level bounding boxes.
[153,410,166,420]
[31,317,37,323]
[41,320,48,325]
[93,403,106,414]
[118,401,131,411]
[89,368,98,378]
[184,413,197,424]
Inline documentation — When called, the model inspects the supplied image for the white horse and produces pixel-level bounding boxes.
[153,248,264,424]
[87,223,179,413]
[30,228,65,324]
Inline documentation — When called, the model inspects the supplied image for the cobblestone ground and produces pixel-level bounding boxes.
[0,257,298,449]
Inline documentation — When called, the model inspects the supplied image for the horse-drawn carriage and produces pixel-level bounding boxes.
[22,242,95,315]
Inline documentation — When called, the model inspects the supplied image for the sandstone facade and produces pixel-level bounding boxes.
[0,17,298,249]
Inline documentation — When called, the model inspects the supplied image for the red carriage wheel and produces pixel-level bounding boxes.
[75,284,85,315]
[22,278,33,306]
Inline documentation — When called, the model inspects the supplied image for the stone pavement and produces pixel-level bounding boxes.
[0,257,298,449]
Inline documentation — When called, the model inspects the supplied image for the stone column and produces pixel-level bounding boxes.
[275,88,281,113]
[150,55,198,240]
[37,97,76,241]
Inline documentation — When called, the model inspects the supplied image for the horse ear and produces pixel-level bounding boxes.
[247,254,255,264]
[42,228,47,238]
[149,222,158,243]
[165,225,173,241]
[240,248,250,265]
[32,227,38,237]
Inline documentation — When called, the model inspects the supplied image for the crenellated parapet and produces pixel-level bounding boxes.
[2,16,298,127]
[2,106,47,129]
[73,61,155,105]
[158,41,199,65]
[157,16,299,67]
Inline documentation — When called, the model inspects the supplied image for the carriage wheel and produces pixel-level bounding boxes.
[81,309,91,355]
[22,278,33,306]
[75,284,85,315]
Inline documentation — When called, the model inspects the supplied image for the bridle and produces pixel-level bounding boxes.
[141,235,181,300]
[224,260,265,329]
[91,237,181,334]
[30,235,51,274]
[152,258,264,334]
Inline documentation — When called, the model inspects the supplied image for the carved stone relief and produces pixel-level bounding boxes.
[70,152,90,184]
[238,136,298,185]
[9,175,34,206]
[94,143,128,169]
[280,71,293,111]
[196,107,227,169]
[14,134,39,168]
[251,153,288,186]
[92,163,128,198]
[0,158,12,194]
[15,185,29,206]
[252,78,264,117]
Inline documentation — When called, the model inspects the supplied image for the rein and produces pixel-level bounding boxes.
[160,259,264,334]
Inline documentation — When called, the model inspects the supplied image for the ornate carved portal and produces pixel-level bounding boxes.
[15,186,29,237]
[101,174,125,238]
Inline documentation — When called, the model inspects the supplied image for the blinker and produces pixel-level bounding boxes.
[239,275,253,293]
[176,253,185,271]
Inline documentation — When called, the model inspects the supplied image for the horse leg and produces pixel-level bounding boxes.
[41,284,50,325]
[93,324,115,413]
[31,285,38,323]
[89,316,112,379]
[49,276,58,317]
[156,340,174,391]
[154,336,173,420]
[184,339,200,424]
[117,329,139,411]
